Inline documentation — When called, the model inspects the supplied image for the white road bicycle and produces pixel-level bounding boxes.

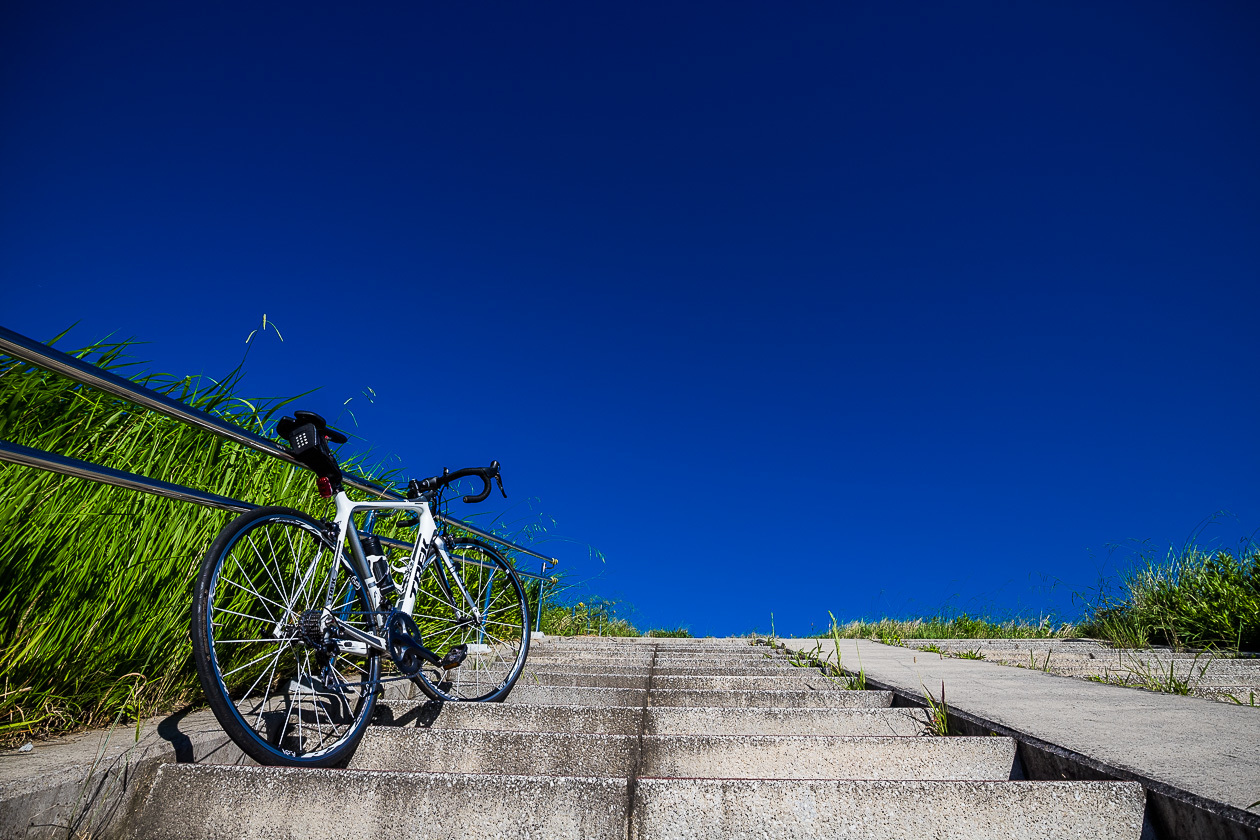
[191,410,530,767]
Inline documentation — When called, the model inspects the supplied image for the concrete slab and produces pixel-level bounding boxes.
[518,671,650,689]
[650,664,811,677]
[524,662,811,676]
[127,764,628,840]
[376,700,931,736]
[647,688,892,708]
[631,778,1148,840]
[651,673,835,691]
[522,663,657,674]
[0,708,247,840]
[351,728,1018,780]
[348,728,639,776]
[377,700,645,734]
[638,734,1016,780]
[506,684,648,706]
[643,706,933,736]
[780,637,1260,835]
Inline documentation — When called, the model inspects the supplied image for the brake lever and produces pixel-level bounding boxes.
[495,474,507,499]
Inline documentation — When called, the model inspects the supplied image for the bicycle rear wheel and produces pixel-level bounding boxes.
[408,538,530,702]
[191,506,380,766]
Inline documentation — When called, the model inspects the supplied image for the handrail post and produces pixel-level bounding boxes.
[535,560,547,636]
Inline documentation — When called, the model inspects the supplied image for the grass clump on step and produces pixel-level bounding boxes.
[830,614,1075,644]
[535,595,690,638]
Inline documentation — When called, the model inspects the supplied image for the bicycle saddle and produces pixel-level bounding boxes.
[276,411,348,444]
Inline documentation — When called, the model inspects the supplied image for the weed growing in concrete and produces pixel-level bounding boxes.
[956,648,986,660]
[1121,651,1209,696]
[921,682,950,736]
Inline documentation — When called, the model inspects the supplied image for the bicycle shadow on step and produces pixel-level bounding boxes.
[373,701,445,729]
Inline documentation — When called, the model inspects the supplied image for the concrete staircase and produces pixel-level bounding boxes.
[123,637,1149,838]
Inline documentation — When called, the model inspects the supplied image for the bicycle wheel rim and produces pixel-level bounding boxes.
[201,512,379,763]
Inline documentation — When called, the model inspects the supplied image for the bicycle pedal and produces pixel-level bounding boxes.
[441,644,468,671]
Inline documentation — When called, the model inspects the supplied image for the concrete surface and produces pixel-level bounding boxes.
[641,705,934,736]
[377,700,933,736]
[901,638,1260,702]
[0,636,1205,839]
[350,728,1018,779]
[0,707,246,840]
[630,778,1148,840]
[780,637,1260,833]
[646,687,893,708]
[127,765,628,840]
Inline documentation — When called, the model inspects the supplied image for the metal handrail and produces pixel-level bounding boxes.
[0,439,255,514]
[0,324,395,499]
[436,513,559,568]
[0,324,561,581]
[0,434,553,583]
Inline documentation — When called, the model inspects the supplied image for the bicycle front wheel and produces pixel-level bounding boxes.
[408,538,530,702]
[191,506,381,766]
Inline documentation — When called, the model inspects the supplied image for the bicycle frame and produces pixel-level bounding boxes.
[321,490,481,658]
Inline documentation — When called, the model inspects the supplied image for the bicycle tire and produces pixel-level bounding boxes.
[191,506,381,766]
[407,537,530,702]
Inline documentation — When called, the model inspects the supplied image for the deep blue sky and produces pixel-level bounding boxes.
[3,2,1258,635]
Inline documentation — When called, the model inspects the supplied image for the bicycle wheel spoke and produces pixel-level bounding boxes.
[195,509,380,766]
[213,605,286,627]
[405,539,529,703]
[241,533,291,611]
[219,576,288,618]
[221,646,290,680]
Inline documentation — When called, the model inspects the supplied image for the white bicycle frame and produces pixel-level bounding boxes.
[321,490,483,659]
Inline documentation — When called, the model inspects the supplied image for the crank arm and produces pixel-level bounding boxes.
[333,620,388,653]
[391,629,444,668]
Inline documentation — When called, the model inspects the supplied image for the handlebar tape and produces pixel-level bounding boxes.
[416,463,500,503]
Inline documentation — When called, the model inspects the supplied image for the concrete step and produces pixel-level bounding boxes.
[515,671,835,690]
[519,671,651,688]
[529,651,779,665]
[506,684,648,706]
[641,705,933,736]
[654,655,798,667]
[128,765,628,839]
[536,638,754,648]
[647,687,891,707]
[128,764,1147,839]
[348,728,1019,779]
[504,683,893,708]
[631,778,1147,839]
[376,700,646,733]
[523,662,809,676]
[378,700,933,736]
[652,673,836,690]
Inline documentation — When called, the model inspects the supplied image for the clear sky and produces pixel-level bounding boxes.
[3,2,1258,636]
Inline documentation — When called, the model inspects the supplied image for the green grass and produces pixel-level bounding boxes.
[645,627,693,638]
[828,614,1075,642]
[0,335,357,743]
[0,333,435,742]
[1078,543,1260,652]
[534,595,690,638]
[537,598,641,637]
